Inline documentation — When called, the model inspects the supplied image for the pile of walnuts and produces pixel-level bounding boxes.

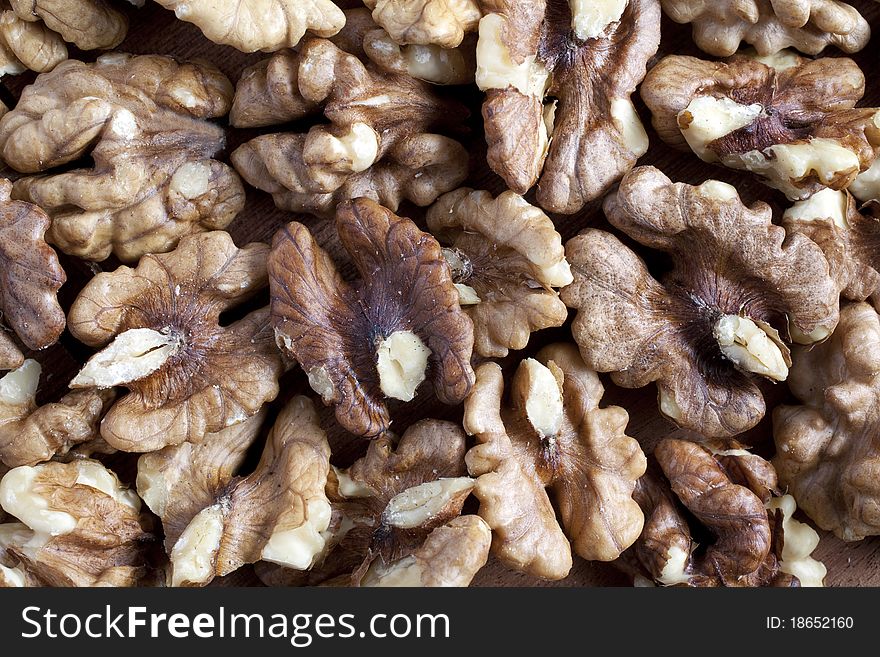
[1,0,879,588]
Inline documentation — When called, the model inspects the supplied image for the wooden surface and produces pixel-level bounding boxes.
[3,0,880,587]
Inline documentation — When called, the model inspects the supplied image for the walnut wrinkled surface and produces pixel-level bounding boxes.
[269,198,474,438]
[0,6,67,77]
[0,459,154,587]
[464,343,646,580]
[0,53,245,263]
[230,39,468,217]
[642,51,880,200]
[427,188,572,358]
[774,302,880,541]
[475,0,660,213]
[661,0,871,56]
[68,231,282,452]
[562,166,839,438]
[363,0,481,47]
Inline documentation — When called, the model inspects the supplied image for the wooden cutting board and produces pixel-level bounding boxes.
[2,0,879,587]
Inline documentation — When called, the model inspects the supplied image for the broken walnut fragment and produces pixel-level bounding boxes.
[660,0,871,56]
[230,38,468,217]
[0,180,66,364]
[0,6,66,77]
[0,360,114,468]
[0,459,154,587]
[427,188,573,358]
[269,198,475,438]
[774,302,880,541]
[362,0,481,48]
[623,439,825,587]
[475,0,660,213]
[561,166,838,438]
[0,53,245,263]
[464,343,647,580]
[641,51,880,200]
[68,231,283,452]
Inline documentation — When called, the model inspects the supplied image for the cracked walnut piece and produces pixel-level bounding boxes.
[783,188,880,302]
[68,231,283,452]
[561,166,839,438]
[0,180,66,368]
[151,397,332,587]
[4,0,134,54]
[269,198,475,438]
[230,39,468,217]
[0,459,153,587]
[774,302,880,541]
[363,0,481,48]
[475,0,660,213]
[625,440,825,587]
[641,51,880,201]
[427,188,572,358]
[0,6,66,77]
[0,360,114,468]
[464,343,647,580]
[153,0,344,53]
[661,0,871,56]
[0,53,245,264]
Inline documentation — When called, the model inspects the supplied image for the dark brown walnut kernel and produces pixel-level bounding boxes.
[67,231,283,452]
[475,0,660,213]
[561,166,839,438]
[641,52,880,200]
[269,198,475,438]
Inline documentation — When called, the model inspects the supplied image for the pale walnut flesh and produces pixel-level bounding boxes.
[624,439,823,587]
[427,188,573,358]
[165,397,331,586]
[268,199,474,438]
[0,179,66,354]
[464,343,647,580]
[0,360,115,468]
[68,231,282,452]
[230,40,468,217]
[783,189,880,302]
[0,9,66,76]
[7,0,130,52]
[153,0,345,52]
[363,0,481,48]
[773,302,880,541]
[362,28,476,85]
[0,53,245,263]
[561,166,838,438]
[0,459,154,587]
[475,0,660,213]
[641,52,880,200]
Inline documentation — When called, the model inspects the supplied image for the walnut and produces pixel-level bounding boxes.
[474,0,660,213]
[773,302,880,541]
[230,38,468,217]
[661,0,871,56]
[269,199,475,438]
[67,231,283,452]
[362,0,481,47]
[624,439,825,587]
[0,53,245,263]
[427,188,573,358]
[851,158,880,202]
[464,343,647,580]
[0,459,154,587]
[0,7,66,76]
[561,166,839,438]
[140,397,332,587]
[262,418,489,587]
[5,0,132,53]
[0,360,114,468]
[783,189,880,301]
[641,51,880,201]
[0,180,66,365]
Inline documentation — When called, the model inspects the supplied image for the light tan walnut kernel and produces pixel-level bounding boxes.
[363,0,481,47]
[6,0,132,52]
[68,231,283,452]
[269,199,475,438]
[230,38,469,217]
[475,0,660,213]
[661,0,871,56]
[464,343,647,580]
[561,166,839,438]
[0,53,244,263]
[0,459,154,587]
[427,188,573,358]
[641,52,880,200]
[0,8,66,76]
